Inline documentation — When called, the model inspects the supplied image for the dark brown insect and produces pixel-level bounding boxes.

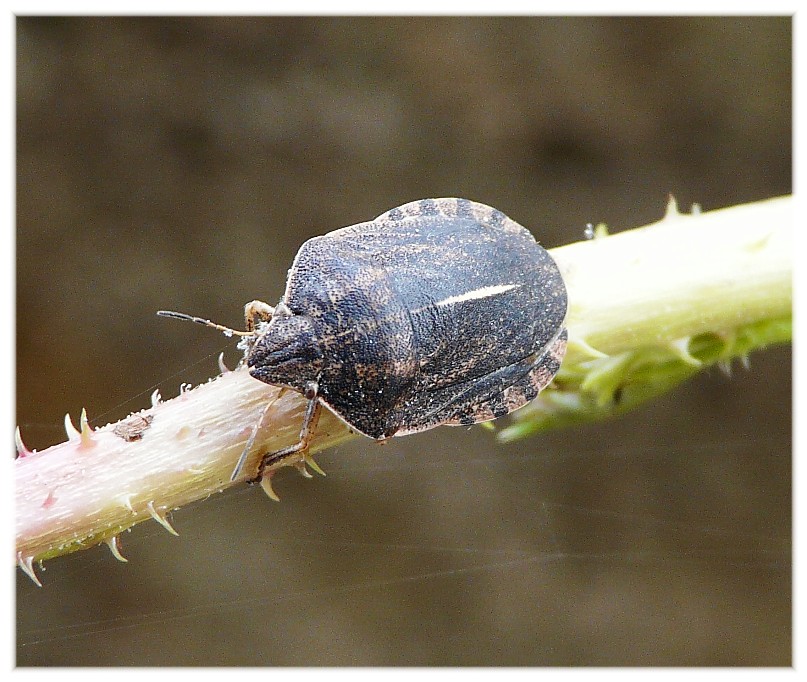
[160,198,567,484]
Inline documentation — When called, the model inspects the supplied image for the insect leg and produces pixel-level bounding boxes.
[249,381,322,484]
[233,300,277,365]
[229,387,288,482]
[244,299,275,332]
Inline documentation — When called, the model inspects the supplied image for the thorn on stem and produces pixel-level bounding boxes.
[260,473,281,502]
[294,460,314,479]
[669,337,702,367]
[79,408,96,448]
[15,426,32,458]
[664,194,681,220]
[105,535,128,562]
[305,454,327,477]
[17,553,42,587]
[147,501,179,536]
[64,412,80,440]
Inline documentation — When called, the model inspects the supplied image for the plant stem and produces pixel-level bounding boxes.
[553,195,791,359]
[15,195,792,582]
[500,194,792,440]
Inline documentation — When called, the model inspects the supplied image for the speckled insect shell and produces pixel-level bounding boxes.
[247,198,568,440]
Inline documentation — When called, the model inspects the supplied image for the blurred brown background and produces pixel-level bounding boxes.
[16,16,791,666]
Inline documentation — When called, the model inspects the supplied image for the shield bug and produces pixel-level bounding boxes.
[160,198,567,485]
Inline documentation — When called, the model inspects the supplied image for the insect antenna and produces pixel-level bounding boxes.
[156,310,254,338]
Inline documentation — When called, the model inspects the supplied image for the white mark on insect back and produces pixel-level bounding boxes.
[434,284,519,307]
